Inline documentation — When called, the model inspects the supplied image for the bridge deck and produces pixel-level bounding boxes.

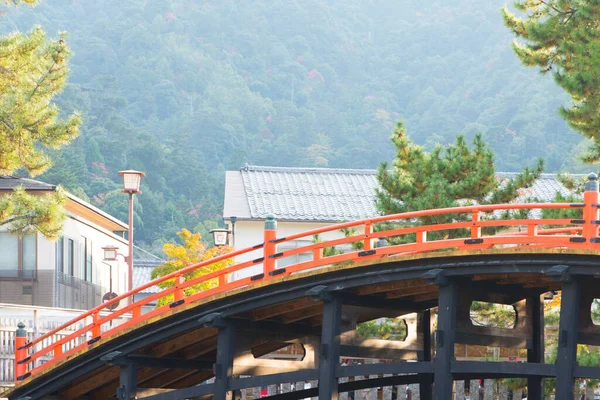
[5,248,600,399]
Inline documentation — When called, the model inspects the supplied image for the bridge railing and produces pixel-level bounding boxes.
[13,174,600,382]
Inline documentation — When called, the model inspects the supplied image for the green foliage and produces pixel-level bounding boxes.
[356,318,407,341]
[376,122,543,240]
[2,0,587,249]
[151,229,234,307]
[0,1,80,238]
[470,301,516,329]
[0,186,66,239]
[503,0,600,163]
[0,26,80,176]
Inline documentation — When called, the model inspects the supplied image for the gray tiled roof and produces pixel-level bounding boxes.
[496,172,584,203]
[133,246,164,294]
[230,166,585,222]
[0,176,56,190]
[239,165,379,222]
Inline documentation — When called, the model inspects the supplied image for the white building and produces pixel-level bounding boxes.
[223,165,379,278]
[223,165,582,277]
[0,176,129,310]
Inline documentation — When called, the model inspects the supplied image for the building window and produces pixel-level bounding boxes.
[83,237,92,283]
[0,232,36,278]
[277,240,313,268]
[56,236,64,273]
[0,233,19,277]
[67,238,75,276]
[23,234,36,271]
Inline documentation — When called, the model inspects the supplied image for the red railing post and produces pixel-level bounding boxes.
[583,173,599,245]
[471,210,481,239]
[92,311,101,339]
[263,214,277,276]
[14,321,27,382]
[174,274,185,302]
[364,223,372,251]
[132,306,142,319]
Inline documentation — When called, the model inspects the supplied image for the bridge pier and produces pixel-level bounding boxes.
[318,294,342,400]
[213,316,237,400]
[555,271,581,399]
[526,293,544,400]
[418,309,433,400]
[432,272,458,399]
[116,363,138,400]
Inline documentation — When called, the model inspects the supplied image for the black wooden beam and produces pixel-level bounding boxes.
[336,291,436,310]
[336,361,432,377]
[433,272,457,399]
[418,309,433,400]
[574,365,600,379]
[555,275,581,399]
[451,361,555,377]
[116,363,137,400]
[129,383,215,400]
[235,318,320,337]
[229,369,318,390]
[338,344,417,359]
[262,374,421,400]
[318,295,342,399]
[454,332,529,348]
[214,321,236,400]
[102,352,214,370]
[527,293,545,400]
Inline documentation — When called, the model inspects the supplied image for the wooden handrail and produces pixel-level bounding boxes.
[13,197,600,382]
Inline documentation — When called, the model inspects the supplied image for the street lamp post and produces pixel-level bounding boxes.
[229,216,237,248]
[118,170,145,302]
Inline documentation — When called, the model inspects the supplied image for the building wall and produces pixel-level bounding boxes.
[228,220,355,279]
[0,214,128,310]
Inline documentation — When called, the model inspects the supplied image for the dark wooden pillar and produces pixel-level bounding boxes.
[418,309,433,400]
[527,293,545,400]
[555,277,581,399]
[318,296,342,400]
[433,275,457,400]
[214,321,236,400]
[116,363,137,400]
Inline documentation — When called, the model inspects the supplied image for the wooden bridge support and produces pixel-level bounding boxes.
[555,273,581,399]
[418,309,433,400]
[213,317,237,400]
[433,273,458,399]
[527,293,545,400]
[116,363,138,400]
[318,295,342,400]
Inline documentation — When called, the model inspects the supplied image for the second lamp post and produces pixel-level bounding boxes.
[118,170,145,300]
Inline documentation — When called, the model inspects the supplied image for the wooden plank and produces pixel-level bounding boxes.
[66,328,217,398]
[90,366,168,399]
[356,279,427,295]
[177,336,219,360]
[280,305,323,324]
[170,370,214,389]
[61,366,120,399]
[251,298,318,321]
[386,286,436,299]
[149,327,218,358]
[412,292,439,303]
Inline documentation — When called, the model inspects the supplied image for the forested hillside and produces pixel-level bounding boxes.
[0,0,585,250]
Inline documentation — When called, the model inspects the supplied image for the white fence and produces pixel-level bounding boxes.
[0,303,130,390]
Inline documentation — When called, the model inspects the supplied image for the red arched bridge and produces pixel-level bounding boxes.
[5,175,600,400]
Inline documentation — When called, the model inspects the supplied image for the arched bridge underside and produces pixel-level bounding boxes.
[7,249,600,400]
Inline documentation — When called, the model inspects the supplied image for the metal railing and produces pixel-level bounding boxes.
[11,174,600,383]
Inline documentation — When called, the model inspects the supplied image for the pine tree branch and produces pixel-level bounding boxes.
[26,44,64,102]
